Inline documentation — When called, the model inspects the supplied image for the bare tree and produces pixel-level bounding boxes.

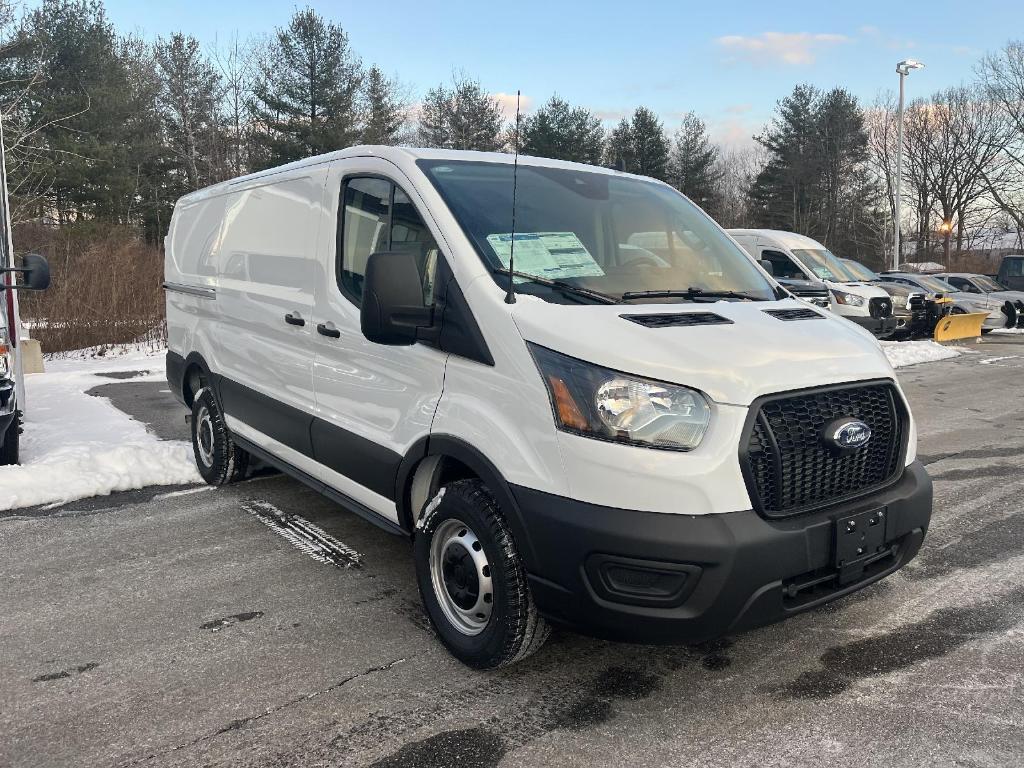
[977,41,1024,246]
[212,33,253,178]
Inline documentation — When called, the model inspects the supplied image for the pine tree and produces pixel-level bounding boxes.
[603,108,669,180]
[604,118,634,171]
[630,107,670,180]
[154,33,223,191]
[4,0,160,224]
[417,76,504,151]
[519,95,604,164]
[749,84,879,257]
[669,112,722,213]
[749,84,820,233]
[361,66,408,145]
[249,7,362,169]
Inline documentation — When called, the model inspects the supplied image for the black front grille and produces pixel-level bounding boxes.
[869,297,893,319]
[908,295,925,311]
[621,312,733,328]
[763,308,825,321]
[742,382,907,518]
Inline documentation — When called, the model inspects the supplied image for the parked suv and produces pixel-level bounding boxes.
[165,147,932,668]
[728,230,897,338]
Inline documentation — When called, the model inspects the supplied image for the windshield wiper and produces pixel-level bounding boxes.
[496,269,618,305]
[620,287,764,303]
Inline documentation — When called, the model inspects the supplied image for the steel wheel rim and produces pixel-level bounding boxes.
[196,405,215,468]
[429,518,493,636]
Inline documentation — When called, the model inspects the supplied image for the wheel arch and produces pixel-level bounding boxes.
[396,435,539,572]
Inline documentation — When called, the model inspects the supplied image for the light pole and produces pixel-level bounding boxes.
[894,59,924,271]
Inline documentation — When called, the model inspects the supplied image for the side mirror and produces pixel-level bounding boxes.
[360,251,432,345]
[21,253,50,290]
[759,259,775,276]
[0,252,50,291]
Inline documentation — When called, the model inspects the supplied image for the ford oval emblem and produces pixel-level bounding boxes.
[823,418,872,452]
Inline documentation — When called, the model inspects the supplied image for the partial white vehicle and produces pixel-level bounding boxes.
[728,229,898,339]
[165,147,932,668]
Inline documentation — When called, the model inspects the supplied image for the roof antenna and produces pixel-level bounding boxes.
[505,89,521,305]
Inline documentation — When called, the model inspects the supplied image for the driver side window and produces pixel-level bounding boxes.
[760,249,804,279]
[339,177,439,307]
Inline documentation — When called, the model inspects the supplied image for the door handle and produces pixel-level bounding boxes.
[317,322,341,339]
[284,312,305,327]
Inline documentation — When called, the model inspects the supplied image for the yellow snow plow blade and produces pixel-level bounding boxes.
[933,312,987,342]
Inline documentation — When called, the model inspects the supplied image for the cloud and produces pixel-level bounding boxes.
[715,32,849,65]
[492,92,533,119]
[593,108,629,123]
[724,103,753,115]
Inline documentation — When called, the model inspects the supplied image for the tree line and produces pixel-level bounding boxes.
[1,0,1022,271]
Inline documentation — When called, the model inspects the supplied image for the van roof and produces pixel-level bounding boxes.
[726,229,828,251]
[176,145,649,205]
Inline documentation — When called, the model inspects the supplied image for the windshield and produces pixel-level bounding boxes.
[842,259,879,281]
[914,275,957,293]
[418,160,776,303]
[973,275,1005,292]
[790,248,858,282]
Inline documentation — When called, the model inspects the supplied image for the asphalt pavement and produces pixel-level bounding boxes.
[2,336,1024,767]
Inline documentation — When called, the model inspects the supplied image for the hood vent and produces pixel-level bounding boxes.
[621,312,733,328]
[763,308,825,321]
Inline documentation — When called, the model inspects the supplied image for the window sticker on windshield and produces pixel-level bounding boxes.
[486,232,604,279]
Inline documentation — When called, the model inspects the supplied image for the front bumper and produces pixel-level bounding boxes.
[511,461,932,644]
[848,315,899,339]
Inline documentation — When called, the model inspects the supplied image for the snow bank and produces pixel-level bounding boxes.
[1,343,201,511]
[880,340,962,368]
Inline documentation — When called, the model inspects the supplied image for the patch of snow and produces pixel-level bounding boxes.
[992,327,1024,335]
[879,340,962,368]
[1,344,201,511]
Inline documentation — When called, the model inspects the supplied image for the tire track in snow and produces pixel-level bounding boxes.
[241,499,362,569]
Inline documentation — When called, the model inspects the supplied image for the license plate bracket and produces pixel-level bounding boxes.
[834,507,887,572]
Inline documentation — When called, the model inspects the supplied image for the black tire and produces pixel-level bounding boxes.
[0,414,20,466]
[413,479,549,669]
[191,388,248,485]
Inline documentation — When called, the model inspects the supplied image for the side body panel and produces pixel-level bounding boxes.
[213,171,326,431]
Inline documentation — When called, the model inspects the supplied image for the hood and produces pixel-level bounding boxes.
[511,297,894,406]
[828,280,890,297]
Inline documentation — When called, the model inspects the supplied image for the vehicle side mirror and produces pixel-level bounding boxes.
[759,259,774,276]
[360,251,433,345]
[1,252,50,291]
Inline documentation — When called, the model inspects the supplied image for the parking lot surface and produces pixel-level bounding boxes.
[2,337,1024,767]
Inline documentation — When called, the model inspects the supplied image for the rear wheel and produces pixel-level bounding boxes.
[414,479,549,669]
[0,414,20,466]
[191,388,248,485]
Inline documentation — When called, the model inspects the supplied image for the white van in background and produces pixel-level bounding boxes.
[728,229,897,339]
[165,147,932,668]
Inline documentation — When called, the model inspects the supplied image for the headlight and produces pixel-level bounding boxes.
[528,343,711,451]
[831,289,866,307]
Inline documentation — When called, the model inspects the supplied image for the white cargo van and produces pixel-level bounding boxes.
[165,147,932,668]
[728,229,898,339]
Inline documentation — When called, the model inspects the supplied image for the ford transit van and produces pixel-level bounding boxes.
[728,229,897,339]
[165,147,932,668]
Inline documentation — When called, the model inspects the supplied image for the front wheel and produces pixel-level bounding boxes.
[414,479,549,669]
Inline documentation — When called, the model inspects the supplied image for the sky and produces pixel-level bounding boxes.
[99,0,1022,148]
